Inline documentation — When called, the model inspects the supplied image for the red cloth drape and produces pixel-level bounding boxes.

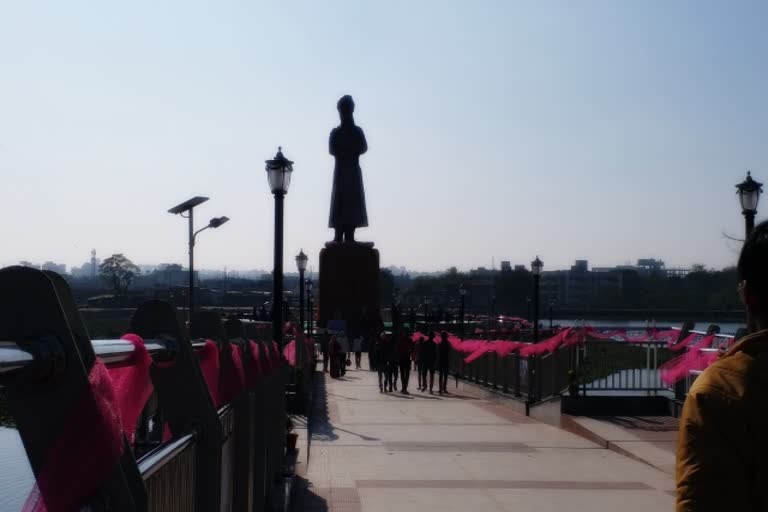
[660,334,717,385]
[219,344,246,405]
[198,340,221,407]
[23,361,123,512]
[247,340,265,385]
[283,339,297,367]
[110,334,154,444]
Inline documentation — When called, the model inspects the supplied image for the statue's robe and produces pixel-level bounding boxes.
[328,123,368,228]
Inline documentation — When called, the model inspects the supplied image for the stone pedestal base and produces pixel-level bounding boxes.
[319,243,380,336]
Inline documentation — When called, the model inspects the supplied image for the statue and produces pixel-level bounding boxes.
[329,95,368,243]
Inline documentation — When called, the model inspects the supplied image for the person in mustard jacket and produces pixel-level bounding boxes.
[677,220,768,511]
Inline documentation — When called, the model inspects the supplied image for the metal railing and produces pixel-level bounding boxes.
[450,343,576,404]
[0,266,290,512]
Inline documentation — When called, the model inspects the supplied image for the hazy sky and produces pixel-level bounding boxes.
[1,1,766,273]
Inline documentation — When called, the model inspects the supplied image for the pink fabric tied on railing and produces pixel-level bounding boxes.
[283,339,297,367]
[111,334,154,444]
[247,340,264,385]
[23,360,124,512]
[447,335,464,350]
[464,342,490,363]
[198,340,221,408]
[519,328,572,356]
[586,328,627,340]
[660,334,718,385]
[668,332,697,352]
[649,329,679,342]
[219,344,246,405]
[493,341,522,357]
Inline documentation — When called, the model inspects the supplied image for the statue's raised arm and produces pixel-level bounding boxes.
[328,95,369,243]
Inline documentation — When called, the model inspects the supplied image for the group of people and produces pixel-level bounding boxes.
[319,330,453,396]
[371,331,453,395]
[322,334,365,378]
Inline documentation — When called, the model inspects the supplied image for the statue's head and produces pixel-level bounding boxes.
[337,95,355,121]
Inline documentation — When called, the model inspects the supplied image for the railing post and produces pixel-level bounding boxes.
[514,352,521,397]
[0,267,148,510]
[225,318,259,512]
[551,348,559,396]
[502,354,509,393]
[130,300,224,511]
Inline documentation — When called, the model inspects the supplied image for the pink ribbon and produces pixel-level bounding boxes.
[24,361,123,512]
[198,340,221,407]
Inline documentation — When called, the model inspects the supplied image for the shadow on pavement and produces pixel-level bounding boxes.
[289,476,329,512]
[309,373,381,446]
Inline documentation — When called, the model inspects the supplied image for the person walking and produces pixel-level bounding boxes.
[395,332,413,394]
[421,331,437,394]
[437,331,452,394]
[413,335,425,390]
[321,333,330,373]
[411,335,422,384]
[338,332,350,377]
[374,334,392,393]
[387,334,398,392]
[328,335,341,379]
[677,221,768,511]
[352,335,363,369]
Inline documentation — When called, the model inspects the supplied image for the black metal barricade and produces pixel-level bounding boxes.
[0,266,288,512]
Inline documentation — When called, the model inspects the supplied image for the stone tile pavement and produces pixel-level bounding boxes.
[292,363,675,511]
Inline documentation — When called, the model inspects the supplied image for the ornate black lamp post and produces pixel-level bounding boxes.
[736,172,763,238]
[531,256,544,342]
[306,278,314,337]
[296,250,308,334]
[168,196,229,326]
[424,296,431,331]
[488,295,496,338]
[266,147,293,346]
[548,301,554,330]
[459,283,467,339]
[526,296,532,324]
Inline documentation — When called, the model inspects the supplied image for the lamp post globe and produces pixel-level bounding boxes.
[266,146,294,195]
[736,172,763,238]
[531,256,543,342]
[266,146,294,346]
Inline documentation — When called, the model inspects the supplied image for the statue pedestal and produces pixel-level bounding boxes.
[318,243,380,336]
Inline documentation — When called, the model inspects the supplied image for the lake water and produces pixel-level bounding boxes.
[552,319,745,335]
[0,428,33,510]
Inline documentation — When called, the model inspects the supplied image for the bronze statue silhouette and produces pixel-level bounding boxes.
[329,95,368,243]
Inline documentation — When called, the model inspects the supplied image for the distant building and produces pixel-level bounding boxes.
[41,261,66,274]
[594,258,691,279]
[542,259,622,307]
[70,250,101,278]
[500,261,511,272]
[18,261,39,269]
[134,264,198,289]
[90,249,98,278]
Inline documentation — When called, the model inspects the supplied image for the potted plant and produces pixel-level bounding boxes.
[567,369,580,397]
[286,417,298,452]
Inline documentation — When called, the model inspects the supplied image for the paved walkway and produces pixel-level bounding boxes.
[293,363,675,512]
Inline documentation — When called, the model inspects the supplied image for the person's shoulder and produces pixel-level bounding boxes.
[689,352,758,401]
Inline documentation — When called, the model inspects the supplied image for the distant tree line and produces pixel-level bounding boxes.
[388,265,742,315]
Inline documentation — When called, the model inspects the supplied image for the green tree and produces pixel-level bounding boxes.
[99,253,140,297]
